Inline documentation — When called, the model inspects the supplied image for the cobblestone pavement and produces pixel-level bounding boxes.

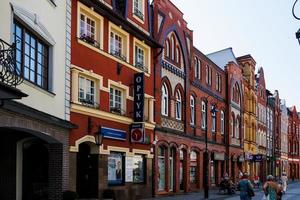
[143,181,300,200]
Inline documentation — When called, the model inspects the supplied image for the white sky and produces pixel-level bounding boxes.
[171,0,300,109]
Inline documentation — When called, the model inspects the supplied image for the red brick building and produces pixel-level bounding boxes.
[207,48,245,183]
[69,0,160,199]
[288,106,300,180]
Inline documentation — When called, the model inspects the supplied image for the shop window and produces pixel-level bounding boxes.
[190,151,197,184]
[78,76,95,105]
[108,152,124,185]
[158,146,166,191]
[14,21,49,90]
[110,87,125,115]
[133,155,145,183]
[133,0,144,20]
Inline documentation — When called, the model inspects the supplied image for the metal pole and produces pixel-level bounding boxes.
[204,102,209,199]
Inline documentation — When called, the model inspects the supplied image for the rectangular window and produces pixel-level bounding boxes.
[78,76,95,105]
[201,102,206,129]
[133,0,144,20]
[108,152,124,185]
[212,112,216,132]
[190,97,195,125]
[135,45,145,69]
[14,21,49,90]
[190,166,197,184]
[133,155,145,183]
[110,87,123,114]
[80,14,95,40]
[221,111,225,135]
[110,31,126,61]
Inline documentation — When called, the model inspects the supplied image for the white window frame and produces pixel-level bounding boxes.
[78,76,95,105]
[110,86,124,113]
[175,91,182,120]
[109,22,129,62]
[133,0,145,21]
[212,111,216,132]
[221,111,225,135]
[190,96,195,125]
[201,101,206,129]
[133,38,151,73]
[161,83,168,116]
[77,2,104,49]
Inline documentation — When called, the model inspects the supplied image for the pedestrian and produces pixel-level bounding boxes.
[238,173,255,200]
[281,172,288,194]
[263,175,282,200]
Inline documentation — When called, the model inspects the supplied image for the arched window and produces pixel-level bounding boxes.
[190,96,195,125]
[194,58,201,79]
[165,40,170,58]
[158,146,166,191]
[236,117,240,139]
[175,90,182,120]
[212,108,216,132]
[176,47,180,63]
[205,65,209,84]
[231,114,235,137]
[221,111,225,135]
[201,101,207,129]
[190,151,198,184]
[169,147,176,191]
[161,83,168,116]
[171,36,175,60]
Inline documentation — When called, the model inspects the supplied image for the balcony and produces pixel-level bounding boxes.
[79,34,100,49]
[110,50,127,62]
[134,8,144,20]
[161,116,184,132]
[79,98,99,108]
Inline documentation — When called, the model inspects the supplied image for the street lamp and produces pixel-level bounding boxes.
[204,103,218,199]
[95,126,103,146]
[296,28,300,45]
[293,0,300,44]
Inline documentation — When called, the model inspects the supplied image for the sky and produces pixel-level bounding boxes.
[172,0,300,109]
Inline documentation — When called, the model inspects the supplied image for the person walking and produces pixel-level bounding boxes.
[281,172,288,194]
[238,173,255,200]
[263,175,282,200]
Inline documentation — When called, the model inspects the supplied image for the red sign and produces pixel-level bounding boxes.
[130,123,145,143]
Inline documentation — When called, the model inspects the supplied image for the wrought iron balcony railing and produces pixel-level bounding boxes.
[110,50,127,62]
[0,38,23,87]
[110,106,126,116]
[134,8,144,20]
[135,61,148,72]
[79,34,100,49]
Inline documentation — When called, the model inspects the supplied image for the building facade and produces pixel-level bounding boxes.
[0,0,74,200]
[255,67,267,182]
[272,90,281,178]
[280,100,289,175]
[288,106,300,180]
[266,90,275,176]
[237,55,258,179]
[68,0,159,199]
[207,48,244,183]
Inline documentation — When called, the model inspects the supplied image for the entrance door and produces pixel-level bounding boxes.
[77,143,98,198]
[23,141,49,200]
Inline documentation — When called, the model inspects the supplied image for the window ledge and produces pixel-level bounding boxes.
[20,80,55,97]
[77,39,150,77]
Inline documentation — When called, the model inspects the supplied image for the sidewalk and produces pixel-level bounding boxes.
[143,189,240,200]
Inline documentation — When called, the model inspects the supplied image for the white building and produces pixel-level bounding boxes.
[0,0,74,199]
[281,99,289,173]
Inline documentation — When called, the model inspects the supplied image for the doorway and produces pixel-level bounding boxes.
[22,141,49,200]
[77,143,99,198]
[179,149,186,191]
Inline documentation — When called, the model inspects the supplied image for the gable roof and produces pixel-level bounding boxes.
[206,47,238,69]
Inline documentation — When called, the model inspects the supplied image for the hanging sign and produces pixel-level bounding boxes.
[134,73,145,122]
[130,123,145,143]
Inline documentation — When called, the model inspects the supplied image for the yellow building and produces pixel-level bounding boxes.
[237,55,258,178]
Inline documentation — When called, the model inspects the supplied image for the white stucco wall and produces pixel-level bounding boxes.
[0,0,69,120]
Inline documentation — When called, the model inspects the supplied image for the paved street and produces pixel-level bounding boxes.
[144,181,300,200]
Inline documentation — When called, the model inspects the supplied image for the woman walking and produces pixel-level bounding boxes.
[263,175,282,200]
[238,173,255,200]
[281,172,288,194]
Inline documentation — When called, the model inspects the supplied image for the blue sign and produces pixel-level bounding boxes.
[101,127,126,140]
[249,154,263,162]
